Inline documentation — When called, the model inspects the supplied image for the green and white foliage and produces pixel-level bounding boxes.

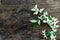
[50,31,57,40]
[30,5,59,40]
[31,5,39,15]
[42,30,47,39]
[30,20,41,25]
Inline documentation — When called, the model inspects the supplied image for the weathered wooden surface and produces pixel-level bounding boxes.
[0,0,60,40]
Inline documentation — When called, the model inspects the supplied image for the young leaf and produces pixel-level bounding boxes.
[40,8,44,13]
[44,12,48,15]
[42,30,47,39]
[31,5,39,15]
[30,20,37,23]
[38,20,41,25]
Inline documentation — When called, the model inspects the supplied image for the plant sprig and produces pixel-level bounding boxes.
[30,5,59,40]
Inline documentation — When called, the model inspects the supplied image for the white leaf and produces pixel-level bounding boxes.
[52,17,57,21]
[34,5,37,8]
[42,30,47,39]
[38,16,41,19]
[50,34,56,40]
[54,21,59,24]
[43,20,47,23]
[52,28,57,32]
[44,12,48,15]
[33,12,38,15]
[38,20,40,25]
[55,25,59,28]
[42,30,46,33]
[40,8,44,13]
[31,8,35,11]
[30,20,37,23]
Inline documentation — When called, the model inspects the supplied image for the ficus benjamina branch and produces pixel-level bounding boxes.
[30,5,59,40]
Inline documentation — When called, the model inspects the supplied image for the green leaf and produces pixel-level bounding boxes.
[53,32,58,36]
[50,31,58,36]
[46,30,51,37]
[48,16,52,20]
[32,22,38,29]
